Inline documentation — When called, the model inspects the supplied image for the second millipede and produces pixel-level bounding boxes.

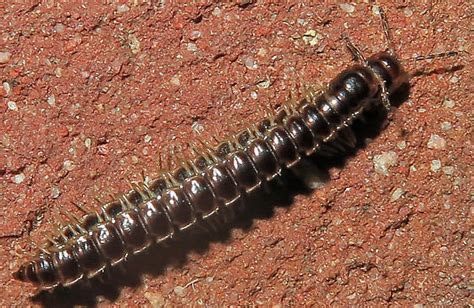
[12,8,460,292]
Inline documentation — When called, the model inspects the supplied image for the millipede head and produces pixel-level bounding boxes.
[367,52,409,97]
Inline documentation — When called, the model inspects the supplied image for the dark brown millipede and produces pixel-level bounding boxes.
[12,8,459,291]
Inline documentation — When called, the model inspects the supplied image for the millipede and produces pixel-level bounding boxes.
[12,7,461,294]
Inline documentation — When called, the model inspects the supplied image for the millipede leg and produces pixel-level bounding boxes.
[337,126,357,148]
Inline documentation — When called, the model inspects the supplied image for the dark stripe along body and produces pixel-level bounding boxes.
[13,52,409,289]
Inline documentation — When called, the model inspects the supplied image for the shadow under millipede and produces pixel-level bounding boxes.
[31,87,409,307]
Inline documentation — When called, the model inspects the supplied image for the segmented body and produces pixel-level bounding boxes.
[13,52,409,289]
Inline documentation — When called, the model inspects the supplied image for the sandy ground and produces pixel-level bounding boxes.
[0,1,472,306]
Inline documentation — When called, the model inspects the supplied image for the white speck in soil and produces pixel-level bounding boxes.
[144,135,152,143]
[403,7,413,17]
[191,121,204,134]
[373,151,398,175]
[51,186,61,199]
[84,138,92,149]
[441,121,452,131]
[339,3,355,13]
[244,56,258,70]
[431,159,442,172]
[212,7,222,17]
[54,23,65,33]
[129,34,140,54]
[170,75,180,86]
[63,160,75,171]
[256,79,271,89]
[47,95,56,106]
[442,166,454,175]
[190,30,202,40]
[0,51,11,64]
[144,292,165,307]
[391,188,405,202]
[372,5,380,15]
[443,98,455,108]
[12,173,25,184]
[302,29,323,46]
[116,4,130,13]
[7,101,17,111]
[173,286,187,297]
[397,140,407,150]
[427,134,447,150]
[449,76,459,83]
[55,67,62,77]
[186,42,198,52]
[3,81,11,95]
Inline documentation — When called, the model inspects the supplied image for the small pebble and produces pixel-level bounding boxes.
[81,71,90,79]
[449,76,459,83]
[84,138,92,149]
[397,140,406,150]
[12,173,25,184]
[442,166,454,175]
[302,29,323,46]
[442,98,455,108]
[116,4,130,13]
[339,3,355,13]
[63,160,75,171]
[244,56,258,70]
[3,81,11,95]
[51,186,61,199]
[391,188,405,202]
[257,47,267,57]
[173,286,187,297]
[373,151,398,175]
[431,159,442,172]
[297,18,307,26]
[186,42,197,52]
[144,135,152,143]
[47,95,56,106]
[250,91,258,99]
[54,23,65,33]
[347,293,357,300]
[189,30,202,40]
[212,6,222,17]
[131,155,139,164]
[7,101,17,111]
[427,134,447,150]
[372,5,380,16]
[144,291,165,307]
[129,34,140,54]
[403,7,413,17]
[256,79,271,89]
[55,67,62,77]
[170,75,180,86]
[440,122,452,131]
[0,51,11,64]
[191,121,204,134]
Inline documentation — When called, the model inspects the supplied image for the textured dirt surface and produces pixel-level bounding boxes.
[0,1,472,306]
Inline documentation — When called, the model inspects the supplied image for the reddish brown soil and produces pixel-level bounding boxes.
[0,1,472,306]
